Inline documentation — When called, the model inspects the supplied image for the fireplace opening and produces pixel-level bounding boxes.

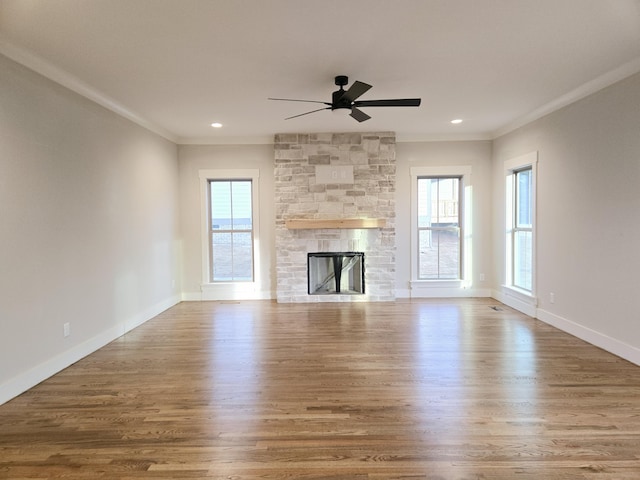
[307,252,365,295]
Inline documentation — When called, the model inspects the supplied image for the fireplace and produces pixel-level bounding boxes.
[274,132,396,302]
[308,252,365,295]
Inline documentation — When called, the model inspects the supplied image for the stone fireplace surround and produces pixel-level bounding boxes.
[274,132,396,303]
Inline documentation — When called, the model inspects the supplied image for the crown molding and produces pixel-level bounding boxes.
[177,135,274,145]
[3,35,638,147]
[493,56,640,139]
[396,132,493,143]
[0,37,177,143]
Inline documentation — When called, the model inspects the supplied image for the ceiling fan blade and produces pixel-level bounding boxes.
[284,107,331,120]
[350,107,371,123]
[268,97,331,105]
[341,81,372,102]
[354,98,421,107]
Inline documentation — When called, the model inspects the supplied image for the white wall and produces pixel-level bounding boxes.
[0,54,181,404]
[396,141,494,298]
[178,144,276,300]
[492,72,640,364]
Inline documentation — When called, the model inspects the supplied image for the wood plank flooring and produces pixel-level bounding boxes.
[2,298,640,479]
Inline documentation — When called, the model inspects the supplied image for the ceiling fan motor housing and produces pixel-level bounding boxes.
[332,90,352,110]
[332,75,352,110]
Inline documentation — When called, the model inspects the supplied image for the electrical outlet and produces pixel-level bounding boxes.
[550,292,555,304]
[479,273,485,281]
[63,322,71,338]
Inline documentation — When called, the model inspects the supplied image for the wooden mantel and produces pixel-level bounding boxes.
[285,218,386,230]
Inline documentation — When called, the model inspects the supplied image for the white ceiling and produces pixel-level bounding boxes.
[1,0,639,144]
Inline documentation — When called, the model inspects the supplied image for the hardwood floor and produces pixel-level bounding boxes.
[2,298,640,479]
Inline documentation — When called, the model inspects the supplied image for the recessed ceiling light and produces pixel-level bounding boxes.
[451,119,463,124]
[210,122,223,128]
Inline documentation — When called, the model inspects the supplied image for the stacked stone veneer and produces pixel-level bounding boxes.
[275,132,396,303]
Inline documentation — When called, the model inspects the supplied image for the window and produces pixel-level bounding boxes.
[410,165,471,292]
[505,152,537,295]
[209,180,253,282]
[199,169,260,287]
[513,168,533,291]
[417,177,462,280]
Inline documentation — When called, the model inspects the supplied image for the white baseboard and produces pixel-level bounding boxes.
[493,288,537,317]
[123,295,181,333]
[492,287,640,366]
[0,325,122,406]
[410,285,492,298]
[536,308,640,366]
[183,285,273,302]
[182,291,203,301]
[0,295,181,406]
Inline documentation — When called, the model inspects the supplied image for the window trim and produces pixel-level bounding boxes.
[199,169,260,286]
[503,152,537,300]
[410,166,472,290]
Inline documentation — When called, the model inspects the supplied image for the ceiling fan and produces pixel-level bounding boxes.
[268,75,421,122]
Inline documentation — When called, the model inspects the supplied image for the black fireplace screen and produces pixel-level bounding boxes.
[307,252,365,295]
